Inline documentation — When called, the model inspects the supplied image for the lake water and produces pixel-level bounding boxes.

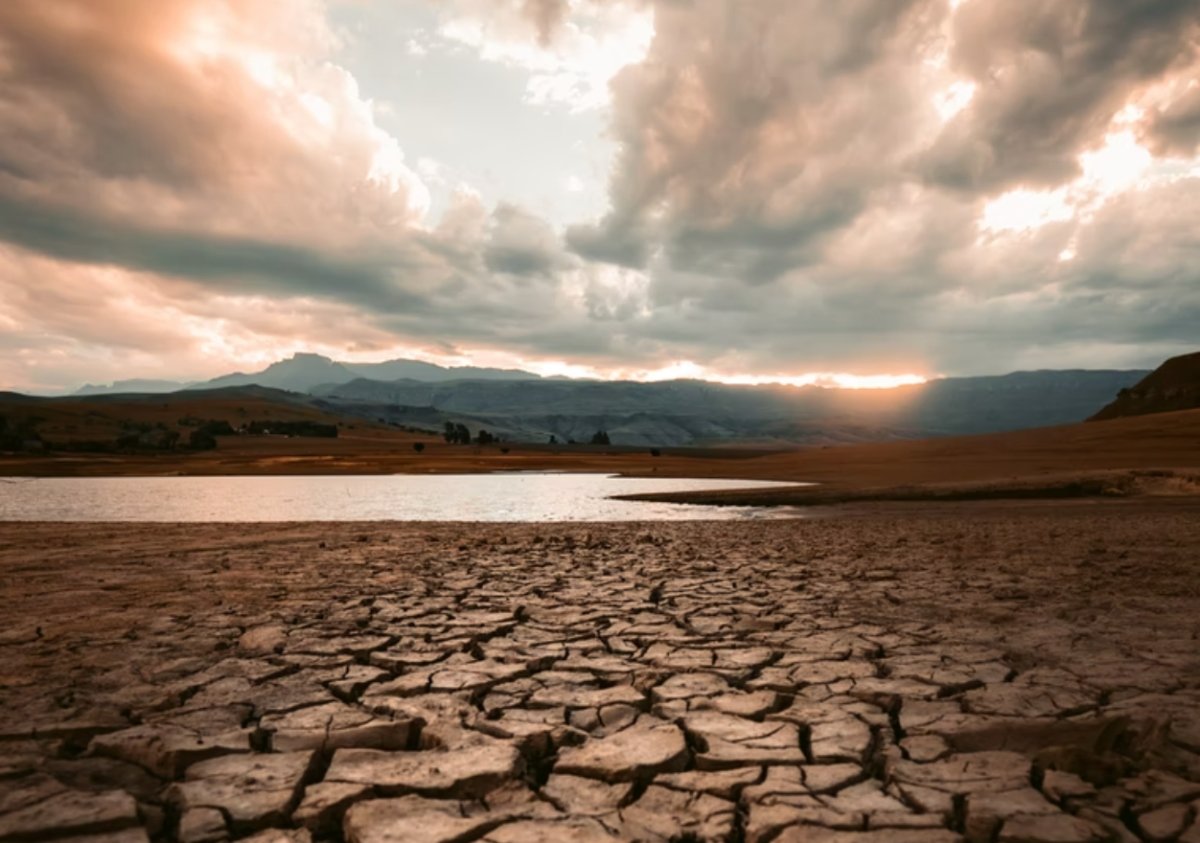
[0,473,802,522]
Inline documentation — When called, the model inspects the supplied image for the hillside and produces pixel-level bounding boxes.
[314,369,1147,445]
[61,352,1150,447]
[0,386,371,449]
[1090,351,1200,420]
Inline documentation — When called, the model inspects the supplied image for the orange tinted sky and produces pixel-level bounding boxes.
[0,1,1198,393]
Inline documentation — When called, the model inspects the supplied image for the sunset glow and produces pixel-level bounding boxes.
[0,0,1196,393]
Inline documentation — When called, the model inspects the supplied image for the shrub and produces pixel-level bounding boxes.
[413,442,425,453]
[188,429,218,451]
[246,420,337,438]
[444,422,471,444]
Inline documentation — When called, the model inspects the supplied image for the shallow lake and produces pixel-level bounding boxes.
[0,473,802,522]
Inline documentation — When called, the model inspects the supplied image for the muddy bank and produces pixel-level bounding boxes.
[2,506,1200,841]
[617,469,1200,508]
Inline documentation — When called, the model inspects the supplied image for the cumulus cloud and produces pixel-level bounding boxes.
[0,0,1198,391]
[922,0,1200,190]
[565,0,1200,373]
[568,0,945,280]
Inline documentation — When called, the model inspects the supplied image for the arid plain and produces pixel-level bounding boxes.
[3,408,1200,841]
[3,504,1200,843]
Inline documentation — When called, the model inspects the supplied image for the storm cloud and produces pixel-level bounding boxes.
[0,0,1197,391]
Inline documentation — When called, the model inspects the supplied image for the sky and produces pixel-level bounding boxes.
[0,0,1198,393]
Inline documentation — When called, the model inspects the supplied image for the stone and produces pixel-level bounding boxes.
[167,751,315,832]
[773,829,961,842]
[480,817,623,842]
[294,782,373,833]
[528,684,645,709]
[1040,770,1096,803]
[90,722,251,778]
[343,796,511,843]
[890,751,1032,796]
[654,767,762,798]
[901,734,950,762]
[177,807,228,843]
[239,830,313,843]
[0,788,139,840]
[39,757,163,805]
[541,775,630,815]
[965,788,1059,843]
[1137,802,1191,842]
[325,743,522,798]
[998,813,1106,843]
[555,718,688,782]
[684,712,807,769]
[259,701,414,752]
[802,763,863,793]
[238,624,288,655]
[619,784,736,842]
[55,831,152,843]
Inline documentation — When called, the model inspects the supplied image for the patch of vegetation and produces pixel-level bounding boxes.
[246,420,338,438]
[443,422,471,445]
[0,414,44,452]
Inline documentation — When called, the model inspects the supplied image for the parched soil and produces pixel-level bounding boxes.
[2,503,1200,842]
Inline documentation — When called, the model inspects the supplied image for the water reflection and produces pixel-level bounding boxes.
[0,474,803,522]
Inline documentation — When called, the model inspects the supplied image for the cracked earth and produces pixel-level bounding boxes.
[2,503,1200,842]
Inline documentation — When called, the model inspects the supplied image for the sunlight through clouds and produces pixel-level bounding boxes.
[437,0,654,112]
[1,0,1199,392]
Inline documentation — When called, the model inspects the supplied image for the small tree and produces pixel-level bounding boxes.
[476,429,495,446]
[412,442,425,453]
[443,421,456,443]
[188,429,218,451]
[590,430,610,445]
[650,448,661,457]
[548,435,557,444]
[454,423,471,445]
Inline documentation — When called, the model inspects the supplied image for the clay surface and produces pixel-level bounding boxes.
[2,505,1199,841]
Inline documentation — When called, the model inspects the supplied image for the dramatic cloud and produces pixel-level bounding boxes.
[0,0,1197,391]
[923,0,1200,190]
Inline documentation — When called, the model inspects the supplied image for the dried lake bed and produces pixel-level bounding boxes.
[2,502,1199,842]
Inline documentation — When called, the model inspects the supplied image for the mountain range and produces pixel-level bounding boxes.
[73,353,538,395]
[65,352,1155,447]
[311,369,1148,446]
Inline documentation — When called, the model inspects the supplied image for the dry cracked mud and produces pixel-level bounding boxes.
[2,501,1199,842]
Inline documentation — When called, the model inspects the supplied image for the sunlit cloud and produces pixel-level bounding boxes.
[436,0,654,112]
[979,130,1162,237]
[933,80,976,122]
[1,0,1199,394]
[980,188,1074,234]
[1078,131,1153,196]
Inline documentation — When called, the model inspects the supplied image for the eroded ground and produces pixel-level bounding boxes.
[2,503,1199,843]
